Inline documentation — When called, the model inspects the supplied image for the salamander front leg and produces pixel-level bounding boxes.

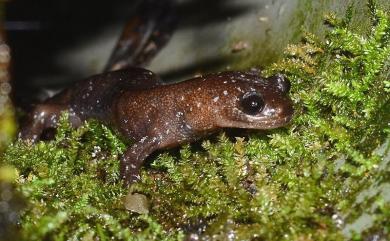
[120,138,159,186]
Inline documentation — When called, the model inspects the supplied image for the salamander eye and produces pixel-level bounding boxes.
[240,92,265,115]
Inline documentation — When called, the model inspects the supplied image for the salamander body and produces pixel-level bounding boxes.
[19,67,293,185]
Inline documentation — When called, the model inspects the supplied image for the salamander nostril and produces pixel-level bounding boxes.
[269,74,291,94]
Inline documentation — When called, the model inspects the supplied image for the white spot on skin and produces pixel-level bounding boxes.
[213,96,219,102]
[263,107,276,116]
[223,90,228,95]
[197,103,201,108]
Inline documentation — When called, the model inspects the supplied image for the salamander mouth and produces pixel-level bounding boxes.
[253,114,294,129]
[219,106,294,129]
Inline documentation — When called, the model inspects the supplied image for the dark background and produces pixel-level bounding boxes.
[6,0,251,108]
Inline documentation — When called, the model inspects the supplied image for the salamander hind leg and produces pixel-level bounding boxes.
[120,138,160,186]
[18,104,81,143]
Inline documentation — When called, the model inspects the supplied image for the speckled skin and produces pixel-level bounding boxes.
[19,67,293,185]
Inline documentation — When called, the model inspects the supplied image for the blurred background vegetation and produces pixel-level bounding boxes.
[0,1,15,153]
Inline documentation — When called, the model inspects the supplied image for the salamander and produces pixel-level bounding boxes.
[18,0,293,185]
[19,67,293,185]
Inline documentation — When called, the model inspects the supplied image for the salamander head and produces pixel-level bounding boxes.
[210,72,294,129]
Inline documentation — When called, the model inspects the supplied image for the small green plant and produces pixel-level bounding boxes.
[1,0,389,240]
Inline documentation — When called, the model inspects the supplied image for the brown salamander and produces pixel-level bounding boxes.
[19,67,293,185]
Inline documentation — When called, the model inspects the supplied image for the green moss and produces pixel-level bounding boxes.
[225,0,363,71]
[1,1,390,240]
[1,116,183,240]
